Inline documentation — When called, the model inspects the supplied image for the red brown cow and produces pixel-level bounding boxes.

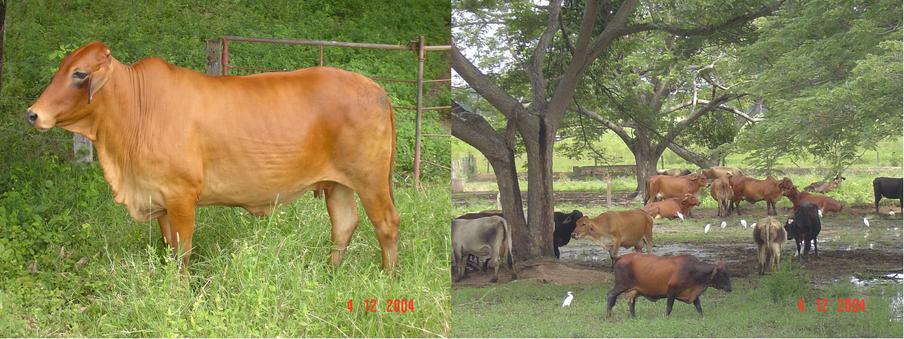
[710,174,734,217]
[642,194,699,219]
[782,185,843,214]
[644,174,708,204]
[730,176,793,216]
[25,41,400,271]
[572,210,653,266]
[606,253,731,318]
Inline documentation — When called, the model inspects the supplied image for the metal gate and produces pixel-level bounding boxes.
[205,36,451,189]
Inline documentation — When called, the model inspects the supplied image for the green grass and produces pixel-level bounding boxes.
[452,277,902,337]
[0,162,450,337]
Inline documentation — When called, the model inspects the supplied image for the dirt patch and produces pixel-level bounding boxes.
[452,259,611,287]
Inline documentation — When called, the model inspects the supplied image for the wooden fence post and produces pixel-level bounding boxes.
[206,39,223,76]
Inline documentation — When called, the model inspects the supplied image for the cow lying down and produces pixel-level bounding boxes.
[451,216,515,283]
[606,253,732,318]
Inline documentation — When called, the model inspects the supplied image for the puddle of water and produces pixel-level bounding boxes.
[847,272,903,322]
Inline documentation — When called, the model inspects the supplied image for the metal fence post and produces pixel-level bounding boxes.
[413,36,425,189]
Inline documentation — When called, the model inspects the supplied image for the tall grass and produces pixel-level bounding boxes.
[0,161,450,337]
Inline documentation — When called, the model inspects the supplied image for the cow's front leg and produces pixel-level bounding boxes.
[165,197,198,270]
[157,214,175,247]
[693,297,704,316]
[665,295,676,316]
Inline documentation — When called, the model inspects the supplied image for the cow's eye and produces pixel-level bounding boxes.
[73,71,89,80]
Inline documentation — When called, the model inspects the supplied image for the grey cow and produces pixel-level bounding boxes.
[451,216,515,283]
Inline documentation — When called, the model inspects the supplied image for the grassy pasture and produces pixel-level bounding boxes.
[0,162,450,337]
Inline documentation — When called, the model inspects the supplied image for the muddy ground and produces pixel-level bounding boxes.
[452,196,903,288]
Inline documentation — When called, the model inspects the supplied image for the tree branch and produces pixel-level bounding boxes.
[526,0,563,109]
[451,101,511,162]
[573,105,634,145]
[451,45,524,120]
[617,0,785,37]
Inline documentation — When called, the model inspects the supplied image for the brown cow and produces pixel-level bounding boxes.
[25,42,400,271]
[642,194,699,219]
[710,174,734,217]
[701,166,745,180]
[606,253,731,318]
[572,210,653,266]
[782,185,843,214]
[730,176,793,216]
[753,216,785,275]
[644,174,708,205]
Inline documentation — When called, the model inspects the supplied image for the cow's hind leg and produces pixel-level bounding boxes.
[359,187,401,272]
[327,184,360,267]
[757,244,766,275]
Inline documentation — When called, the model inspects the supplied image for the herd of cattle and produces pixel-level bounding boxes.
[452,167,903,317]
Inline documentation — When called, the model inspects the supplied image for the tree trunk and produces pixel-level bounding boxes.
[521,117,556,259]
[487,152,530,262]
[629,133,663,201]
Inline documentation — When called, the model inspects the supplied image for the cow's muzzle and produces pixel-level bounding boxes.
[25,110,38,125]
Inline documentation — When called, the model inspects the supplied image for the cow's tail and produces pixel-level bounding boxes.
[388,104,397,204]
[501,217,514,271]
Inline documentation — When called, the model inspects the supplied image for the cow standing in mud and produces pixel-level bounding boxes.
[572,210,654,266]
[784,202,822,260]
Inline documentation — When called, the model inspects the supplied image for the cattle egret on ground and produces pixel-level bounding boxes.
[676,211,685,221]
[562,291,574,307]
[704,224,711,233]
[751,223,757,229]
[740,219,747,228]
[869,242,874,249]
[720,221,727,228]
[818,209,823,218]
[863,217,870,228]
[889,211,896,216]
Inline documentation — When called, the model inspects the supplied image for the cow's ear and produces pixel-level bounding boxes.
[88,49,113,104]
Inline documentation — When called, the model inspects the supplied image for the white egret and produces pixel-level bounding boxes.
[704,224,711,233]
[562,291,574,307]
[751,223,757,229]
[740,219,748,228]
[720,221,727,228]
[818,209,823,218]
[676,211,685,221]
[863,217,870,228]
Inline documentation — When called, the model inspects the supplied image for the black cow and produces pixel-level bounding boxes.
[873,177,903,213]
[784,202,821,260]
[554,210,584,259]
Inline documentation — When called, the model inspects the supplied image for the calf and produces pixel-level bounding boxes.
[572,210,653,266]
[873,177,903,213]
[644,174,708,215]
[451,216,514,282]
[783,202,821,260]
[642,194,699,219]
[753,217,785,274]
[730,176,793,216]
[803,175,845,193]
[782,184,843,214]
[606,253,731,318]
[554,210,584,259]
[710,174,734,217]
